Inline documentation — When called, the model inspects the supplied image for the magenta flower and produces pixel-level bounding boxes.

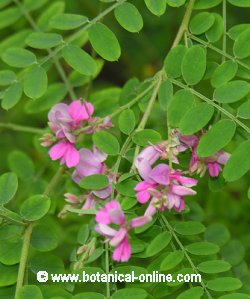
[49,141,80,167]
[72,146,114,199]
[95,201,151,262]
[48,100,94,143]
[180,134,230,177]
[135,164,198,217]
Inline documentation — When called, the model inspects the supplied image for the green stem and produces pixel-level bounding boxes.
[189,34,250,71]
[14,167,64,295]
[0,123,45,134]
[12,0,77,99]
[14,223,33,298]
[171,0,196,49]
[222,0,227,63]
[105,242,111,299]
[75,80,156,135]
[161,215,213,299]
[169,78,250,134]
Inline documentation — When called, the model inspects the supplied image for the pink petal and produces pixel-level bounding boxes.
[110,227,127,247]
[131,216,152,228]
[108,208,126,225]
[49,142,67,161]
[93,185,112,199]
[65,144,80,167]
[136,190,151,204]
[112,237,131,262]
[93,145,107,162]
[144,198,157,217]
[95,224,117,238]
[171,184,196,196]
[207,162,221,177]
[217,151,230,165]
[95,210,111,224]
[149,164,170,185]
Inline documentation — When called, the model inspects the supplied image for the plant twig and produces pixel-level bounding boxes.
[0,123,45,134]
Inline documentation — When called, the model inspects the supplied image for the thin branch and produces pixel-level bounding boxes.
[169,78,250,135]
[222,0,227,63]
[0,123,45,134]
[12,0,77,99]
[189,34,250,71]
[171,0,196,49]
[161,215,213,299]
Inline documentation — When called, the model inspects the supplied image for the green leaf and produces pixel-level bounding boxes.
[20,195,51,221]
[0,239,22,265]
[164,45,187,78]
[233,28,250,58]
[144,0,167,16]
[118,109,136,134]
[8,150,35,180]
[116,179,137,197]
[25,83,67,114]
[218,294,250,299]
[205,223,230,247]
[16,285,43,299]
[0,264,18,287]
[37,1,65,31]
[179,103,214,135]
[119,77,140,106]
[160,250,184,271]
[114,3,143,33]
[121,196,137,210]
[223,140,250,181]
[173,221,205,235]
[23,66,48,99]
[50,13,88,30]
[207,277,242,292]
[214,80,250,103]
[181,46,206,85]
[197,120,236,157]
[228,0,250,7]
[208,174,225,192]
[177,287,204,299]
[133,129,161,146]
[189,12,215,35]
[205,13,223,43]
[158,80,173,110]
[23,0,48,11]
[146,231,171,257]
[221,240,245,266]
[30,253,64,275]
[0,7,22,29]
[194,0,222,9]
[30,224,59,251]
[88,22,121,62]
[211,60,238,88]
[85,247,104,264]
[1,47,36,68]
[0,70,16,86]
[62,45,97,76]
[237,100,250,119]
[186,241,219,255]
[93,131,120,155]
[26,32,63,49]
[112,288,148,299]
[0,0,11,9]
[166,0,186,7]
[228,24,250,40]
[80,174,109,190]
[2,82,23,110]
[0,172,18,205]
[77,224,89,244]
[198,260,231,274]
[167,89,194,127]
[73,293,105,299]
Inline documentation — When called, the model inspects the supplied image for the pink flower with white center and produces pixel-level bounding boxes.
[135,164,198,217]
[72,146,114,199]
[48,100,94,143]
[49,140,80,167]
[95,201,151,262]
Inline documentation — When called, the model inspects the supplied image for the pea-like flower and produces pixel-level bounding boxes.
[95,201,151,262]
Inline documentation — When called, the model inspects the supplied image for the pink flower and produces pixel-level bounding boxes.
[48,100,94,143]
[95,201,151,262]
[49,141,80,167]
[205,151,230,177]
[72,146,113,199]
[134,164,198,217]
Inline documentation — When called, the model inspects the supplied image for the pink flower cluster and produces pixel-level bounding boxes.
[95,201,151,261]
